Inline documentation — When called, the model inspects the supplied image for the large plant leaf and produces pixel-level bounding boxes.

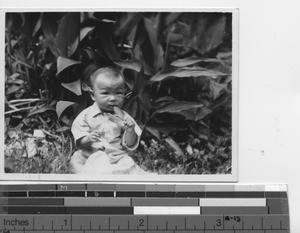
[114,13,143,39]
[132,64,145,95]
[56,56,81,76]
[165,137,184,157]
[27,106,56,117]
[61,79,82,96]
[32,15,42,37]
[185,14,227,55]
[180,107,212,121]
[150,67,226,82]
[156,101,203,114]
[165,13,182,26]
[145,126,161,140]
[98,23,120,60]
[210,80,227,100]
[56,101,76,119]
[203,15,227,54]
[80,26,95,41]
[114,60,152,76]
[124,97,138,119]
[143,16,164,72]
[41,13,62,57]
[171,57,225,67]
[55,12,80,57]
[6,85,22,95]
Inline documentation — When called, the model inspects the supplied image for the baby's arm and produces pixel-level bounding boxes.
[77,130,101,149]
[123,117,138,148]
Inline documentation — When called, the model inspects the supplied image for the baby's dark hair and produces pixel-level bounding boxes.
[90,67,124,89]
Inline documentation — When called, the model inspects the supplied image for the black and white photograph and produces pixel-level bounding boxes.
[2,10,238,181]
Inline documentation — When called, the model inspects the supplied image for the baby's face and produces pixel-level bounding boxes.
[91,74,125,112]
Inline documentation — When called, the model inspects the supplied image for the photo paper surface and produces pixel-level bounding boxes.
[1,9,238,182]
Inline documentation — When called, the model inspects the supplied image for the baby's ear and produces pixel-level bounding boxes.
[89,90,95,101]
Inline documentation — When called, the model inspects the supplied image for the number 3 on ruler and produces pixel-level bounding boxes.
[216,219,222,227]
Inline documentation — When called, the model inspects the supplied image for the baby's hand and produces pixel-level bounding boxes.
[123,117,135,132]
[88,130,101,142]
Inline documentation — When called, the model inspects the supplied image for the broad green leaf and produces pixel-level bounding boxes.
[55,12,80,57]
[68,37,79,58]
[210,80,227,100]
[10,73,20,79]
[217,51,232,59]
[45,63,52,69]
[6,85,22,95]
[143,16,164,72]
[156,101,203,114]
[56,126,71,133]
[145,126,161,140]
[124,97,138,119]
[165,13,182,26]
[165,137,184,157]
[83,48,95,60]
[167,31,184,43]
[114,13,143,38]
[27,106,56,117]
[10,39,18,48]
[180,107,212,121]
[41,13,61,57]
[154,96,177,104]
[99,23,120,60]
[32,15,42,37]
[56,101,76,119]
[114,60,152,75]
[150,68,226,82]
[7,79,24,85]
[56,56,81,76]
[61,79,82,96]
[204,15,226,53]
[80,26,95,41]
[132,64,145,95]
[171,57,225,67]
[188,14,227,54]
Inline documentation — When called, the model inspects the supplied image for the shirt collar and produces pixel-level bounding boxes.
[90,102,114,118]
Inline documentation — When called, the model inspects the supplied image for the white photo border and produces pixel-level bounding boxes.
[1,8,239,182]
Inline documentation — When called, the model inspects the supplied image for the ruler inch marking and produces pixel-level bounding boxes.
[147,215,149,230]
[109,216,111,229]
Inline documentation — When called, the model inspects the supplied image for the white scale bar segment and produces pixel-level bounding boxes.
[199,198,266,206]
[134,206,201,215]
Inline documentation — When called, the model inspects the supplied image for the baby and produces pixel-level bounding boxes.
[70,67,145,174]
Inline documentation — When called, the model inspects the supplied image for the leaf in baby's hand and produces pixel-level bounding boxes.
[108,115,124,128]
[113,106,125,120]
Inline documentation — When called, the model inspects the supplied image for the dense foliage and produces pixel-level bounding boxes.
[5,12,233,174]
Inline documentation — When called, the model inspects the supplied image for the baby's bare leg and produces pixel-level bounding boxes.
[70,151,87,173]
[82,150,112,174]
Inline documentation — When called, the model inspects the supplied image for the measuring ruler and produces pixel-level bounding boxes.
[0,183,289,233]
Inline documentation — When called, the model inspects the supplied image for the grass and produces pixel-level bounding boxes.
[5,113,231,175]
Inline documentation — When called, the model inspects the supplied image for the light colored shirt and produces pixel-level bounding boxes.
[71,102,142,162]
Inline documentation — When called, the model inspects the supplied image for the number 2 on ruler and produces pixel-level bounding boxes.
[139,219,144,227]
